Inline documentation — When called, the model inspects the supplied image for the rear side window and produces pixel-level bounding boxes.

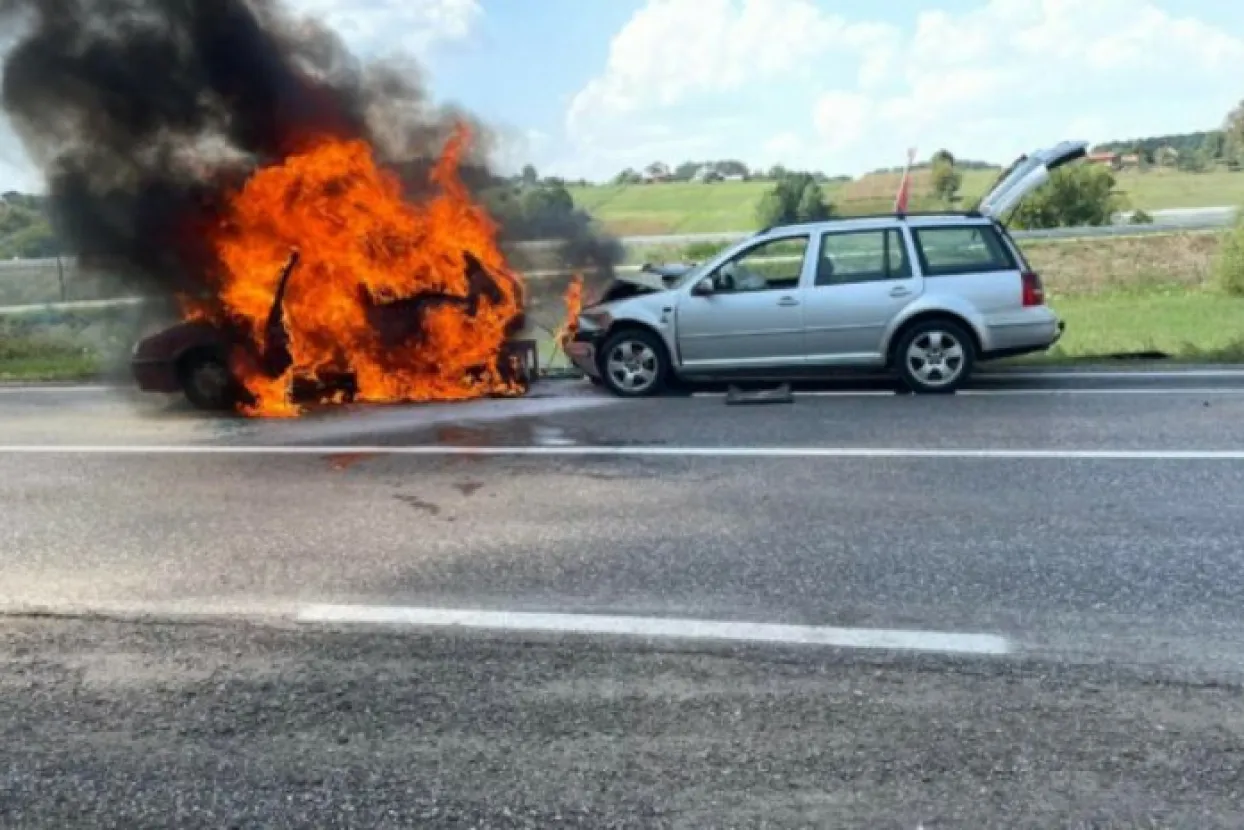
[815,229,912,286]
[912,225,1017,277]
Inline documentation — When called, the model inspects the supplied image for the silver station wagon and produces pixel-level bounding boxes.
[566,141,1085,396]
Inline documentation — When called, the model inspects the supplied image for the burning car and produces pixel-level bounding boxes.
[123,129,539,417]
[132,248,536,412]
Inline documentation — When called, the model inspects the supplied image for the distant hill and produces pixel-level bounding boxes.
[865,158,999,175]
[1093,130,1221,156]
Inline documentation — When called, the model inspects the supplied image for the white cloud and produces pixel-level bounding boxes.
[818,0,1244,157]
[763,131,804,159]
[563,0,1244,179]
[812,92,872,153]
[562,0,899,173]
[285,0,481,58]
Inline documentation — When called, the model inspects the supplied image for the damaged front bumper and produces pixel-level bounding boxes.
[565,329,603,379]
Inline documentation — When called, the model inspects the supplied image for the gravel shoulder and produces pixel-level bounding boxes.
[4,618,1244,829]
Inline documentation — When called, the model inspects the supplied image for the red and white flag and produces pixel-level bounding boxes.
[893,146,917,213]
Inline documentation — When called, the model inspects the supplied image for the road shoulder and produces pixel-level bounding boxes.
[3,618,1243,828]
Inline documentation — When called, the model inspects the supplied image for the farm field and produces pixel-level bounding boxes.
[569,167,1244,236]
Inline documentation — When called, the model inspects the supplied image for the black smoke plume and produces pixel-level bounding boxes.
[0,0,619,301]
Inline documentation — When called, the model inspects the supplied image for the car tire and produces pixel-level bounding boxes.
[179,352,238,411]
[598,328,669,397]
[894,319,976,394]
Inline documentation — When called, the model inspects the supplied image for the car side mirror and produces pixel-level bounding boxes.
[691,276,715,296]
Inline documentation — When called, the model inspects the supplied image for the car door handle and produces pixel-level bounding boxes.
[890,286,912,297]
[777,296,800,306]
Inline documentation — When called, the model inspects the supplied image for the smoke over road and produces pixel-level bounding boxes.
[0,0,617,297]
[0,0,614,414]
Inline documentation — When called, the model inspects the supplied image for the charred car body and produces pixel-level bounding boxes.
[131,251,534,410]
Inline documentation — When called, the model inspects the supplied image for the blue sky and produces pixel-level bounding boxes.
[3,0,1244,190]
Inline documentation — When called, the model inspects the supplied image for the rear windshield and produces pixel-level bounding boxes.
[911,224,1018,276]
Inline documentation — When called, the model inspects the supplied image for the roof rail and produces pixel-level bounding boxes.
[849,210,975,221]
[755,209,986,235]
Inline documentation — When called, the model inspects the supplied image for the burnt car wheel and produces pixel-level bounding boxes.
[178,351,237,411]
[599,328,668,397]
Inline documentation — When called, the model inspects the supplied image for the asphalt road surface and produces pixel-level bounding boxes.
[4,369,1244,827]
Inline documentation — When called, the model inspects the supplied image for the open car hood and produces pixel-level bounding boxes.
[591,262,693,305]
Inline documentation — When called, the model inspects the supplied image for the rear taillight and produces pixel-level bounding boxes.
[1021,270,1045,306]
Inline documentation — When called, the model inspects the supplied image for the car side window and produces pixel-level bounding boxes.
[912,225,1017,276]
[815,229,912,287]
[709,236,810,293]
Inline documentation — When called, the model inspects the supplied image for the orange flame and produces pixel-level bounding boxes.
[555,274,584,353]
[204,125,523,417]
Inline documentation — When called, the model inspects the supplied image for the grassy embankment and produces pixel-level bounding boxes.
[0,331,98,381]
[0,307,142,382]
[0,256,148,380]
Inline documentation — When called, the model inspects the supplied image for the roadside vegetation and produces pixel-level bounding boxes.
[0,321,99,381]
[1212,213,1244,298]
[0,309,141,381]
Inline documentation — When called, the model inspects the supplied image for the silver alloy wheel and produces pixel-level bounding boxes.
[905,329,966,388]
[605,339,659,394]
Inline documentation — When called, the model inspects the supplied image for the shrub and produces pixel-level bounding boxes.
[1009,164,1120,229]
[1129,208,1154,224]
[1213,215,1244,296]
[755,172,833,227]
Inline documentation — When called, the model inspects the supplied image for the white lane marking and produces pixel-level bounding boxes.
[960,388,1244,396]
[2,444,1244,460]
[984,369,1244,380]
[296,605,1013,656]
[693,388,1244,398]
[0,385,112,394]
[694,390,894,398]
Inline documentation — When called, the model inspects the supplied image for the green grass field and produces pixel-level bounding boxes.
[1042,290,1244,363]
[568,167,1244,236]
[0,330,99,381]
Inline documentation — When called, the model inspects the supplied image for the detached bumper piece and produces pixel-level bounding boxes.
[725,383,795,406]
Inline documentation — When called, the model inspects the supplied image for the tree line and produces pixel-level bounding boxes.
[610,159,851,185]
[1092,127,1244,173]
